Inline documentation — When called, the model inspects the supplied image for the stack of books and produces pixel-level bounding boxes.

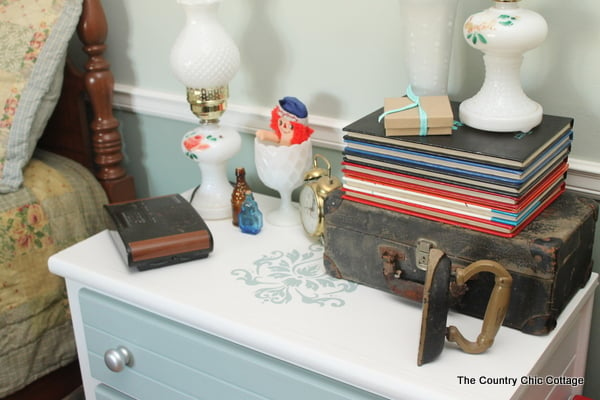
[341,102,574,237]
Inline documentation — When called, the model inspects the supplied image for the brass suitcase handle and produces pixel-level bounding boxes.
[446,260,513,354]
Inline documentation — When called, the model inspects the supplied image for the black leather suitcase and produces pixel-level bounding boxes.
[323,190,597,335]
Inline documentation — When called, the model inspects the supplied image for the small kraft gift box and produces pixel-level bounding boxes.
[383,95,454,136]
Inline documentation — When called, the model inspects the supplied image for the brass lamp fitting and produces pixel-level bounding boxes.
[186,86,229,123]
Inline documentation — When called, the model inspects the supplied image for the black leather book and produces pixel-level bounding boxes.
[343,102,573,170]
[104,194,213,270]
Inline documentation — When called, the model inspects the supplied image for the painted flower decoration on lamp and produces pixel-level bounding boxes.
[464,18,496,45]
[464,12,520,45]
[182,131,224,160]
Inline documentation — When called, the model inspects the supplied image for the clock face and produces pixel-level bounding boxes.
[299,184,321,236]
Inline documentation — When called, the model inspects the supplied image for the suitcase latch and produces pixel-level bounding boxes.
[417,239,436,271]
[379,245,425,302]
[380,247,405,278]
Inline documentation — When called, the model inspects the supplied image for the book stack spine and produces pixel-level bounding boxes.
[340,102,574,237]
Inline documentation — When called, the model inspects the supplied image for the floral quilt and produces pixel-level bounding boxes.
[0,149,108,396]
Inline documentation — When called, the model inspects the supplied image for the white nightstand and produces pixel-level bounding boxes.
[49,194,598,400]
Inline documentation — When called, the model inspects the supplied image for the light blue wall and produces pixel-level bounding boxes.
[94,0,600,195]
[115,110,343,198]
[98,0,600,163]
[81,0,600,397]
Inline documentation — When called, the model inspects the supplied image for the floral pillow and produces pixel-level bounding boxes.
[0,0,83,193]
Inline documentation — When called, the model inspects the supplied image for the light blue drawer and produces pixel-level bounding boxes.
[80,289,387,400]
[96,384,135,400]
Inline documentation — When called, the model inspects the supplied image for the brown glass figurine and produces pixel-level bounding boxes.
[231,167,251,226]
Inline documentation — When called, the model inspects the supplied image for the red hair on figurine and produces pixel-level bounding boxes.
[256,96,314,146]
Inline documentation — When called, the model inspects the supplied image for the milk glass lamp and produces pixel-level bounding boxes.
[170,0,241,219]
[459,0,548,132]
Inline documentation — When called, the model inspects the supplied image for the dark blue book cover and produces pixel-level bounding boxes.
[342,102,573,170]
[343,133,570,187]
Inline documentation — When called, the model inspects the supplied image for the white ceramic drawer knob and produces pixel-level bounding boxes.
[104,346,133,372]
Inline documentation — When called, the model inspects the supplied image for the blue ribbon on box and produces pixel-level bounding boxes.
[378,85,428,136]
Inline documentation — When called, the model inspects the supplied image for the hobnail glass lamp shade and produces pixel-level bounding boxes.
[459,0,548,132]
[170,0,240,89]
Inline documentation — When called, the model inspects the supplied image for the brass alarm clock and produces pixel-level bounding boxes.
[299,154,342,237]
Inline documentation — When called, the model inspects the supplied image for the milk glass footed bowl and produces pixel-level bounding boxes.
[254,138,313,226]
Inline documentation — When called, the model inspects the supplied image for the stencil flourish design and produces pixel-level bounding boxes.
[232,243,357,307]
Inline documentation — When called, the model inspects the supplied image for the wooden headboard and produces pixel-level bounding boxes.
[38,0,136,203]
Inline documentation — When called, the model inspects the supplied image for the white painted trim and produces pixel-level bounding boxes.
[566,159,600,200]
[113,84,600,199]
[113,84,348,151]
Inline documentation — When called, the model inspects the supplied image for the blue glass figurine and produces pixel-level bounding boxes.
[239,190,263,234]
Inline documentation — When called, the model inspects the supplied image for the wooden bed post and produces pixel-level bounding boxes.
[78,0,136,203]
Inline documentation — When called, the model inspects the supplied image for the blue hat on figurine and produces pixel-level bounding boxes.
[278,96,308,120]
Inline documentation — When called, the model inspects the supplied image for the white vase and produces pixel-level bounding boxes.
[459,0,548,133]
[400,0,459,96]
